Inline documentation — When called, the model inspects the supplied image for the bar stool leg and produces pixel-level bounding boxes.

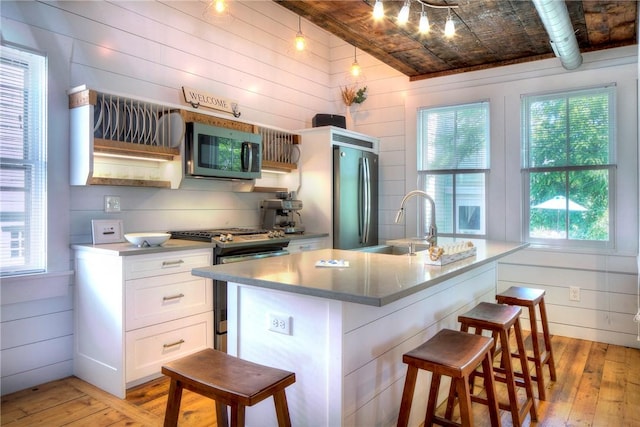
[164,379,183,427]
[513,317,537,421]
[527,304,547,400]
[424,373,442,426]
[397,366,419,427]
[453,377,472,427]
[539,298,557,381]
[481,351,501,427]
[273,390,293,427]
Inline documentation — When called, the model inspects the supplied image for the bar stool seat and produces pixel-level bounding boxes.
[496,286,557,400]
[452,302,537,427]
[397,328,501,427]
[162,349,295,427]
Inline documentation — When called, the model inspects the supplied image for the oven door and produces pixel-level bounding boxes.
[214,249,289,352]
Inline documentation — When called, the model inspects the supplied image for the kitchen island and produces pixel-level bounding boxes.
[192,239,526,426]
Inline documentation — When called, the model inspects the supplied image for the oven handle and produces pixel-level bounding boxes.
[219,249,289,264]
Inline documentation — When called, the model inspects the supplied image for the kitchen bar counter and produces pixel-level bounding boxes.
[192,238,525,306]
[191,239,526,426]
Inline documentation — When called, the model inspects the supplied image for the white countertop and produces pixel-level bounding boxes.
[72,239,214,255]
[70,232,329,256]
[192,239,527,306]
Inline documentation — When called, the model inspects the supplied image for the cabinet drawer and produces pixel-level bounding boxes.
[125,272,213,330]
[125,311,213,383]
[125,249,212,280]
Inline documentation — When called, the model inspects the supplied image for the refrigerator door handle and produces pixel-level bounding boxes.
[362,157,371,244]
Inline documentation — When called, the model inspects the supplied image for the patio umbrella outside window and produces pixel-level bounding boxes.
[532,195,587,237]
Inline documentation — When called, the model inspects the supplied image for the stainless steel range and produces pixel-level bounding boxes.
[169,227,291,351]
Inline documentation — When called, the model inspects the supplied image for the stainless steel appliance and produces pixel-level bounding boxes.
[260,192,305,234]
[169,227,289,351]
[184,122,262,180]
[333,145,378,249]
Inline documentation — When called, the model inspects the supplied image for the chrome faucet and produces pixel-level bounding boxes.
[394,190,437,248]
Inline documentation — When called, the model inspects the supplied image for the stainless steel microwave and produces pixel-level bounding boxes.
[185,122,262,180]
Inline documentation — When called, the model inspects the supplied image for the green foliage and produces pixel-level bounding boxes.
[526,90,611,241]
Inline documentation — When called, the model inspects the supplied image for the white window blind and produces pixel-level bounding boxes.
[0,44,47,275]
[417,101,490,237]
[522,86,615,246]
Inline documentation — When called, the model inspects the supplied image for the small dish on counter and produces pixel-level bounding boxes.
[125,232,171,247]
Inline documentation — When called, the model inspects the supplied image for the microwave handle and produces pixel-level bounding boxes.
[241,142,253,172]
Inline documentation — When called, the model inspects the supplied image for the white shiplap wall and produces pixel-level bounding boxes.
[0,0,347,396]
[1,0,638,397]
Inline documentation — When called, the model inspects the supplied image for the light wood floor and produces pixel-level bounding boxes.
[2,334,640,426]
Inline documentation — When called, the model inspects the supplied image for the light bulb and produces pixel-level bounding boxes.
[444,13,455,37]
[419,11,429,33]
[351,60,361,77]
[373,0,384,20]
[397,1,410,25]
[295,32,305,51]
[214,0,226,13]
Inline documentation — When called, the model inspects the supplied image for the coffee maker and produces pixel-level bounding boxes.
[261,192,305,234]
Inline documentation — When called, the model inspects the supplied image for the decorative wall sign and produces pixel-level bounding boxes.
[182,86,241,117]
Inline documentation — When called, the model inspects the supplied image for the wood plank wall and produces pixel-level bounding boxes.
[1,0,637,397]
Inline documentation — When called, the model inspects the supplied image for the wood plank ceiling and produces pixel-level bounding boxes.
[274,1,638,81]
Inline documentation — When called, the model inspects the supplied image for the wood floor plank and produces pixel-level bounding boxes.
[566,341,607,426]
[1,336,639,427]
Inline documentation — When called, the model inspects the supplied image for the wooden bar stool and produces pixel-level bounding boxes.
[451,302,537,427]
[496,286,557,400]
[397,328,501,427]
[161,349,295,427]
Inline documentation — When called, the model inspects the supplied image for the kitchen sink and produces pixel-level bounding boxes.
[354,244,428,256]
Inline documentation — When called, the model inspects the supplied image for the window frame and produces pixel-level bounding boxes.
[416,100,490,239]
[521,85,616,249]
[0,43,48,276]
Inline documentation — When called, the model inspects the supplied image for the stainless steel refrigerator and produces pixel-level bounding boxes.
[333,145,378,249]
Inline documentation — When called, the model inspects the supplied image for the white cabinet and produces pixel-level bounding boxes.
[287,237,329,253]
[74,247,213,398]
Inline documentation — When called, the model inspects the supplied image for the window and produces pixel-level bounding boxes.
[417,101,489,237]
[522,86,615,246]
[0,44,47,276]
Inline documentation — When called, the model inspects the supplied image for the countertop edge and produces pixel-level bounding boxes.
[192,240,529,307]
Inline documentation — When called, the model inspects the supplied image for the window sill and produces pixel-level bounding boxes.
[1,270,74,305]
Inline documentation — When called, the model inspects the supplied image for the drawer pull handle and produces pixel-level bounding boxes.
[163,293,185,301]
[162,260,184,267]
[163,339,185,348]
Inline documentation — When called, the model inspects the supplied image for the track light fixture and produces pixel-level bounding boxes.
[372,0,458,37]
[295,16,306,51]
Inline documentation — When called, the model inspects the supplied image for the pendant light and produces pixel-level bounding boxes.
[350,47,361,77]
[213,0,226,14]
[418,4,430,34]
[373,0,384,20]
[397,0,411,25]
[295,16,306,51]
[444,8,455,37]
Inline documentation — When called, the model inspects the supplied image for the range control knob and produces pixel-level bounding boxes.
[267,231,275,238]
[226,233,234,241]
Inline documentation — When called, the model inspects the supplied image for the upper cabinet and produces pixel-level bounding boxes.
[69,87,183,189]
[68,86,301,190]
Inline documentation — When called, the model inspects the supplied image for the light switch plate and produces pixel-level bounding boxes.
[91,219,125,244]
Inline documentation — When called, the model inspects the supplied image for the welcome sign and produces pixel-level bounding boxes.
[182,86,241,117]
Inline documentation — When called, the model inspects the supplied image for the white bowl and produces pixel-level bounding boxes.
[125,232,171,247]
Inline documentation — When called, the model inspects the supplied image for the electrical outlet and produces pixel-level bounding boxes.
[268,313,292,335]
[104,195,121,212]
[569,286,580,302]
